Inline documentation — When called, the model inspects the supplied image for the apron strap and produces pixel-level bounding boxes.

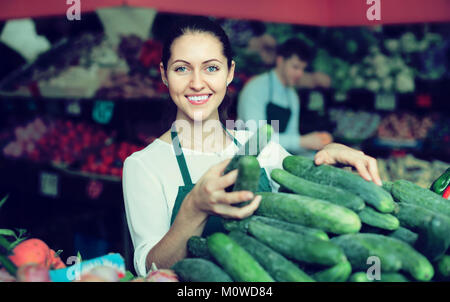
[171,125,194,187]
[222,124,272,192]
[221,124,242,148]
[171,123,241,187]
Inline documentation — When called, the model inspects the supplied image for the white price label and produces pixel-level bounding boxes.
[40,172,59,197]
[375,93,396,111]
[66,101,82,116]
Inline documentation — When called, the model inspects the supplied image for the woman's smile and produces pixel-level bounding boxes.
[160,31,235,123]
[186,94,213,105]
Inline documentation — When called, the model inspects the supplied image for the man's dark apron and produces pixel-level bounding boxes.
[266,71,292,133]
[169,124,272,237]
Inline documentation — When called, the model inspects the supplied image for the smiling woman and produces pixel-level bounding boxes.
[122,16,384,277]
[122,16,273,276]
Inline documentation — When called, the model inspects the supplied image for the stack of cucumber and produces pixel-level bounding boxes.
[171,126,450,282]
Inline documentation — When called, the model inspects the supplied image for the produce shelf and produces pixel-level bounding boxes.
[0,156,134,274]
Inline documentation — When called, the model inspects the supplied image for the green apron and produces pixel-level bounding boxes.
[169,124,272,237]
[266,71,292,133]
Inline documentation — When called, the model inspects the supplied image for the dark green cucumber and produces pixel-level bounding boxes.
[394,202,450,261]
[382,181,394,194]
[187,236,213,261]
[230,156,260,205]
[283,156,395,213]
[232,156,260,193]
[228,231,315,282]
[255,192,361,234]
[348,272,372,282]
[355,233,434,281]
[222,215,329,241]
[207,232,274,282]
[387,227,418,246]
[331,234,402,272]
[248,219,347,266]
[271,168,365,212]
[358,206,400,230]
[312,261,352,282]
[171,258,233,282]
[378,273,410,282]
[348,272,409,282]
[348,271,409,282]
[423,215,450,261]
[437,255,450,278]
[223,124,273,175]
[391,179,450,218]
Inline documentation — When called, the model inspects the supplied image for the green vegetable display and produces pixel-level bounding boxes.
[247,219,347,266]
[391,179,450,217]
[228,231,315,282]
[206,232,274,282]
[172,258,233,282]
[283,156,396,213]
[271,168,365,212]
[312,261,352,282]
[222,215,329,241]
[255,192,362,234]
[170,155,447,283]
[358,206,400,231]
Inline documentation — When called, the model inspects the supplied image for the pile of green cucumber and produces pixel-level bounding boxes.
[171,128,449,282]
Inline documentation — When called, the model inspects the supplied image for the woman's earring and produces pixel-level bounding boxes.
[163,80,168,86]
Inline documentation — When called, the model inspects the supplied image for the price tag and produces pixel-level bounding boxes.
[92,100,114,124]
[308,91,324,112]
[66,100,82,116]
[39,172,59,198]
[375,93,396,111]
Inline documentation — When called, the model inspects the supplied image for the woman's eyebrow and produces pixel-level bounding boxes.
[171,59,223,66]
[203,59,223,64]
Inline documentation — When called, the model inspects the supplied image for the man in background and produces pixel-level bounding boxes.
[238,38,333,155]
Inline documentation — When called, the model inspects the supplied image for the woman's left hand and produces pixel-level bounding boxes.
[314,143,383,186]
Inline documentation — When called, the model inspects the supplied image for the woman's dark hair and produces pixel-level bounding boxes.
[276,38,314,63]
[161,16,234,70]
[160,15,235,127]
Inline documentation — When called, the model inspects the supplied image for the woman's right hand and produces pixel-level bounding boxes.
[182,158,262,221]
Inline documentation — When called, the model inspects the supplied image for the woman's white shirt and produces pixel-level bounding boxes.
[122,129,291,276]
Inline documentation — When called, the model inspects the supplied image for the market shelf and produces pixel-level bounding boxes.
[0,156,135,274]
